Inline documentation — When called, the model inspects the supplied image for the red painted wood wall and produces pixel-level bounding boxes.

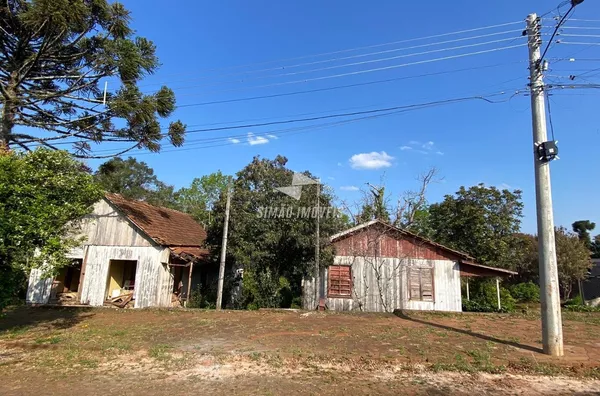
[332,227,460,261]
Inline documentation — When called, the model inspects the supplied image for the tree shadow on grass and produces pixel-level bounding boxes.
[0,305,94,333]
[393,309,543,354]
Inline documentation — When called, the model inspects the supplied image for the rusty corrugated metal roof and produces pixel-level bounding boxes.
[105,193,206,249]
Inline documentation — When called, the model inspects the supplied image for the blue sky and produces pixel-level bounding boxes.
[88,0,600,234]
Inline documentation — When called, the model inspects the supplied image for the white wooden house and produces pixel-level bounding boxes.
[303,220,516,312]
[26,194,208,308]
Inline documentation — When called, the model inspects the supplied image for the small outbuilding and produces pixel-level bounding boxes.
[303,219,516,312]
[26,193,210,308]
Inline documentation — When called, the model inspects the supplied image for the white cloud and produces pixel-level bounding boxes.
[247,132,269,146]
[349,151,394,170]
[228,138,241,144]
[266,134,278,139]
[401,140,442,155]
[328,176,335,180]
[337,162,343,167]
[499,183,512,190]
[340,185,359,191]
[422,141,435,150]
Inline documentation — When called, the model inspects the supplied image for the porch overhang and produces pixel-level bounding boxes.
[459,260,517,278]
[169,246,210,265]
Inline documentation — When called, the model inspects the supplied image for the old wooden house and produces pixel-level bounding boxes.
[303,219,516,312]
[26,193,209,308]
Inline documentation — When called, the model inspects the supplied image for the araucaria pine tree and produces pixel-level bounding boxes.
[0,0,186,157]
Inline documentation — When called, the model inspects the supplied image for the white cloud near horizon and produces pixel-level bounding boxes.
[349,151,394,170]
[340,185,360,191]
[247,132,269,145]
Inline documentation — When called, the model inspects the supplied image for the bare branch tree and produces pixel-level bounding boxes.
[394,167,442,229]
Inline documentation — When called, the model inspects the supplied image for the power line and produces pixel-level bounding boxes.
[23,62,528,150]
[86,90,525,157]
[139,30,525,90]
[151,36,526,95]
[540,4,577,64]
[174,44,527,108]
[564,18,600,22]
[559,41,600,45]
[560,26,600,30]
[560,34,600,38]
[130,20,526,85]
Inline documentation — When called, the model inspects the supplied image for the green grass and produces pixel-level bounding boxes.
[149,344,173,361]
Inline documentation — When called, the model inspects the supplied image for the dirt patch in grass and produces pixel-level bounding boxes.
[1,307,600,394]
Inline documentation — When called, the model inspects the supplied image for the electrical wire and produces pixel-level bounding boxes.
[540,4,577,64]
[75,90,524,157]
[150,36,526,94]
[23,62,529,150]
[560,34,600,38]
[126,20,527,84]
[559,42,600,46]
[138,29,526,89]
[173,44,527,108]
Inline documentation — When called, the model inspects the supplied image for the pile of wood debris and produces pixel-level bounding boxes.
[105,293,134,309]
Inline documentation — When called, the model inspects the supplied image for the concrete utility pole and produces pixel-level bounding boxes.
[526,13,564,357]
[216,185,231,310]
[315,181,321,307]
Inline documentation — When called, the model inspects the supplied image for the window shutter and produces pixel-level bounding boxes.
[421,269,434,301]
[408,267,434,302]
[328,265,352,297]
[409,268,421,300]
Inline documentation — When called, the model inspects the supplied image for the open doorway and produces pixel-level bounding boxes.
[50,259,83,303]
[105,260,137,300]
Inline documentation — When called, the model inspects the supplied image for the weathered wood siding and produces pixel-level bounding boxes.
[26,267,53,304]
[311,257,461,313]
[80,245,173,308]
[76,199,154,247]
[303,226,463,312]
[27,198,176,308]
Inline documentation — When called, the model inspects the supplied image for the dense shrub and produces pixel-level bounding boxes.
[235,269,294,309]
[563,295,600,312]
[188,281,218,309]
[462,280,516,313]
[509,282,540,303]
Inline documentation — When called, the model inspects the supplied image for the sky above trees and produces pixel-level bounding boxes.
[10,0,600,233]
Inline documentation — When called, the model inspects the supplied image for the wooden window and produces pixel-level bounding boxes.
[408,267,434,302]
[328,265,352,298]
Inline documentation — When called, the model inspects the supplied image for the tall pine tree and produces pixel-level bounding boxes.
[0,0,185,157]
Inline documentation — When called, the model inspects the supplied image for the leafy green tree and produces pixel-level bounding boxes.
[0,149,102,307]
[510,229,592,299]
[572,220,596,249]
[510,233,539,283]
[94,157,176,208]
[555,226,593,300]
[428,184,524,269]
[0,0,185,156]
[207,155,346,309]
[593,235,600,259]
[174,171,232,225]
